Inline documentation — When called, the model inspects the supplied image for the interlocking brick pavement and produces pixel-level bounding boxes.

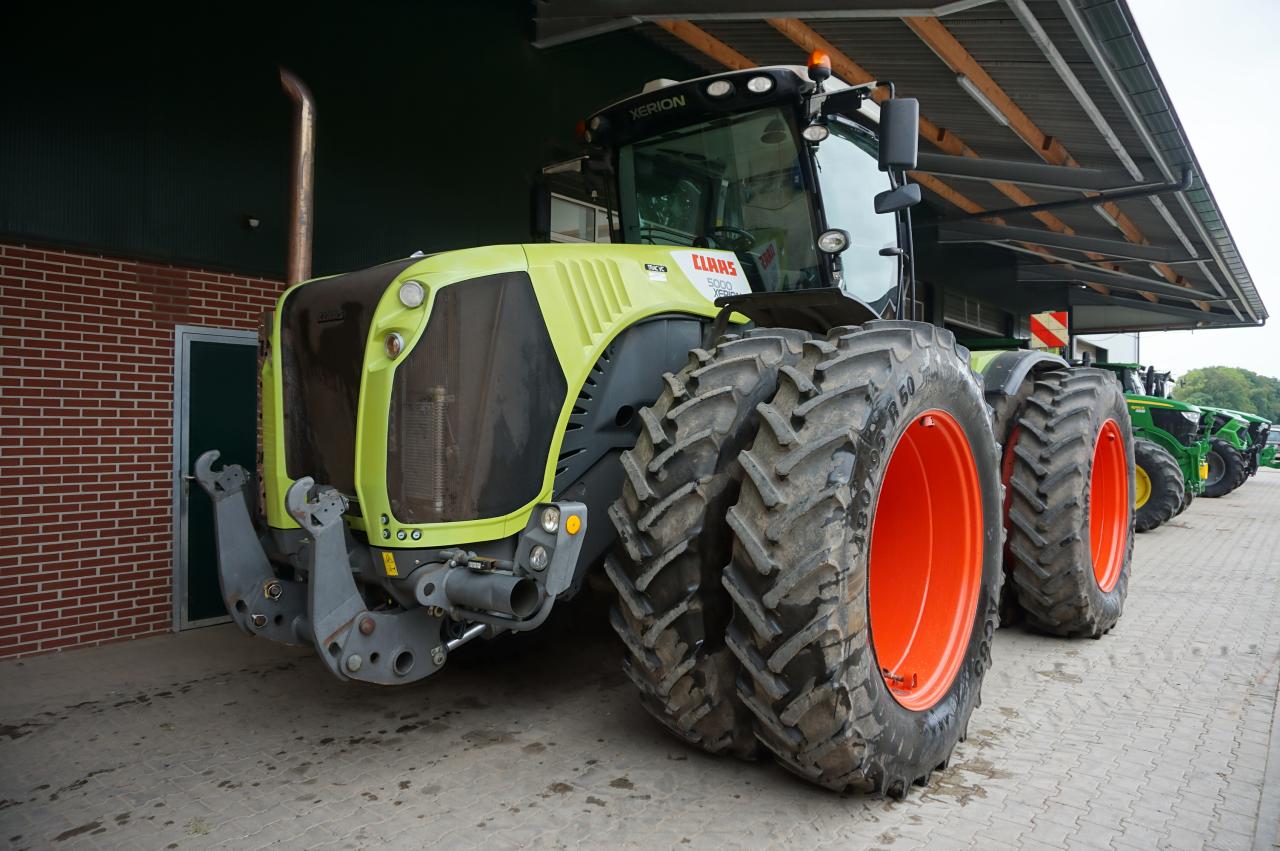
[2,471,1279,850]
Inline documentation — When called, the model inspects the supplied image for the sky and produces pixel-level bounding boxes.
[1124,0,1280,379]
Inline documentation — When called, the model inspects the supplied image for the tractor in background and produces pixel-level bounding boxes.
[1095,363,1207,530]
[197,57,1136,796]
[1196,407,1265,497]
[1261,429,1280,470]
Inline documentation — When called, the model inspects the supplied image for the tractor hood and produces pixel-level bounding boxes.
[261,243,747,541]
[1124,394,1200,414]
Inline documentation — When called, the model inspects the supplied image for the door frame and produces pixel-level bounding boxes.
[171,324,258,632]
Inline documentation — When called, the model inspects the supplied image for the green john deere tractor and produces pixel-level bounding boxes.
[198,62,1136,795]
[1197,406,1256,497]
[1225,408,1272,480]
[1095,363,1208,531]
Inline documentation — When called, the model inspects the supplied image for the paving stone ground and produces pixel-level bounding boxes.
[3,471,1280,850]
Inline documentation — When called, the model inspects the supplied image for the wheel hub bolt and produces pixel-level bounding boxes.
[264,580,283,600]
[250,614,267,628]
[346,654,363,673]
[358,617,376,636]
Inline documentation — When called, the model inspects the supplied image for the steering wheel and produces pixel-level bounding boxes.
[707,225,756,252]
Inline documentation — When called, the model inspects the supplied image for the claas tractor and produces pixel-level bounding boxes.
[197,59,1136,795]
[1096,363,1208,531]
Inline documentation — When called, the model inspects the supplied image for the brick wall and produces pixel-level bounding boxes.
[0,242,284,658]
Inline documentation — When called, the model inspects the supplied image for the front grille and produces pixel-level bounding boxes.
[279,258,417,495]
[1150,408,1198,447]
[387,272,567,524]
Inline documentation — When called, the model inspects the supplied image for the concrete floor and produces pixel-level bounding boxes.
[2,471,1279,850]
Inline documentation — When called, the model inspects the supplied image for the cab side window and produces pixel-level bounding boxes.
[813,124,899,307]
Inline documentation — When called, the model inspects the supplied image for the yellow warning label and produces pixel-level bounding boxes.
[381,551,398,577]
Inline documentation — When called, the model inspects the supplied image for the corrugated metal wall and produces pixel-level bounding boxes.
[0,2,700,278]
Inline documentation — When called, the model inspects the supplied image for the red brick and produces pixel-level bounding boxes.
[1,240,281,659]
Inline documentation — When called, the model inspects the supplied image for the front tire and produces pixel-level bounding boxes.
[1203,438,1245,498]
[1174,487,1194,518]
[1005,369,1134,637]
[1133,439,1183,532]
[607,329,808,758]
[724,322,1002,795]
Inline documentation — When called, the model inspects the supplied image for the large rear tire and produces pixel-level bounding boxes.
[607,329,808,758]
[723,321,1002,795]
[1203,438,1245,498]
[1133,439,1182,533]
[1005,368,1134,637]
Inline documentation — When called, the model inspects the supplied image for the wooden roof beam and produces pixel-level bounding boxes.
[902,15,1201,309]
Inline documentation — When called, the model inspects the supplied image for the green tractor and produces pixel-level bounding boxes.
[1095,363,1208,531]
[197,62,1136,795]
[1225,409,1272,480]
[1261,429,1280,470]
[1196,406,1257,497]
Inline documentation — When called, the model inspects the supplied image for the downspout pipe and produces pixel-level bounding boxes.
[279,68,316,285]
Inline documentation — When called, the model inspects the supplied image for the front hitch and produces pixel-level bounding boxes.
[197,451,588,685]
[193,450,308,646]
[286,476,445,685]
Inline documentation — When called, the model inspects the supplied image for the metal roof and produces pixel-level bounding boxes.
[534,0,1265,333]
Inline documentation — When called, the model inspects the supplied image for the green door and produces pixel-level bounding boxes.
[176,328,258,627]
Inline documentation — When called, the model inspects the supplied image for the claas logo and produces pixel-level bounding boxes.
[691,253,739,276]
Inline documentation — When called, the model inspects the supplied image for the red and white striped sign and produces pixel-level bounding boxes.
[1029,311,1069,350]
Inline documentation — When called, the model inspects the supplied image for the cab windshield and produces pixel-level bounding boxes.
[1120,369,1144,395]
[617,108,823,291]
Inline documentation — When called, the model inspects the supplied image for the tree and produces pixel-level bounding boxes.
[1173,366,1280,421]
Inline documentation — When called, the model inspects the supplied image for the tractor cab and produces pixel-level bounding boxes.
[580,58,921,322]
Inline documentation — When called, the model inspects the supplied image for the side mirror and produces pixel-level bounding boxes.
[878,98,919,171]
[874,183,921,214]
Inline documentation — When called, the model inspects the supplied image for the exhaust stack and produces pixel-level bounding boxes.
[280,68,316,284]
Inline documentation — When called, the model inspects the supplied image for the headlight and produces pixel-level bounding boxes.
[746,75,774,94]
[802,123,830,142]
[399,280,426,308]
[385,332,405,359]
[539,506,560,534]
[1180,411,1200,424]
[706,80,734,98]
[529,545,549,572]
[817,229,850,254]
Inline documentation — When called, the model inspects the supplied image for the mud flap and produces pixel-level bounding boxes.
[193,450,308,646]
[286,477,445,685]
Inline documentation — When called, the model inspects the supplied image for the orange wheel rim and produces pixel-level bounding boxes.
[1089,419,1128,592]
[869,410,984,712]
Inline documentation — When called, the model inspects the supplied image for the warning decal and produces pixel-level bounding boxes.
[1029,311,1069,350]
